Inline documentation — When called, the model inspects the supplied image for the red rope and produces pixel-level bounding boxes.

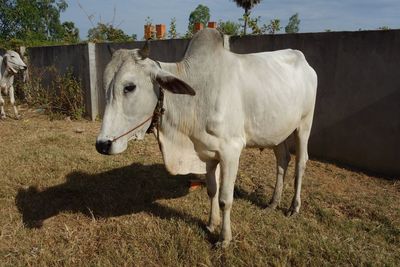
[110,115,153,143]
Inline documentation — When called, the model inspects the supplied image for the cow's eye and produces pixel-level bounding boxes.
[124,85,136,94]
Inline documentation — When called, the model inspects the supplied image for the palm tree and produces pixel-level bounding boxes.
[232,0,262,35]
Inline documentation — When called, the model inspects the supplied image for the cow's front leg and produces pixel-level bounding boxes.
[218,146,242,248]
[9,85,20,119]
[205,161,220,233]
[0,89,5,119]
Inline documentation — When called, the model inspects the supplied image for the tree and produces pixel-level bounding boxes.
[186,4,210,37]
[265,19,281,34]
[62,21,80,43]
[248,16,263,35]
[378,26,390,30]
[0,0,69,44]
[168,17,179,39]
[218,20,241,36]
[88,23,133,43]
[285,13,300,33]
[231,0,262,35]
[78,2,136,42]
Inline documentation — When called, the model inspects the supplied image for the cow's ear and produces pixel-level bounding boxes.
[155,70,196,95]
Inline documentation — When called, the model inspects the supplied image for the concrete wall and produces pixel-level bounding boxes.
[25,30,400,176]
[230,30,400,176]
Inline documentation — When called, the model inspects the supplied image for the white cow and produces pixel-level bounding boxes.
[0,50,27,119]
[96,29,317,247]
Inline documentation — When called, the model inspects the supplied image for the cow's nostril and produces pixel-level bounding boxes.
[96,140,112,155]
[104,140,112,152]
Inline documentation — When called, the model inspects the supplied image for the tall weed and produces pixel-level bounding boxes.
[18,66,84,120]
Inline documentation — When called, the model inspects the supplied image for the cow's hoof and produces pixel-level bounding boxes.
[14,115,21,120]
[206,224,218,233]
[286,208,299,217]
[215,240,231,249]
[0,114,6,120]
[266,201,279,210]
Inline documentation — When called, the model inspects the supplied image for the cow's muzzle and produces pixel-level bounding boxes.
[96,140,112,155]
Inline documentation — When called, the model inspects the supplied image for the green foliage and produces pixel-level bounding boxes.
[87,23,134,43]
[239,16,281,35]
[232,0,262,35]
[218,20,241,36]
[62,21,80,44]
[265,19,282,34]
[22,67,84,120]
[0,0,70,45]
[145,16,153,26]
[247,16,263,35]
[378,26,391,30]
[285,13,300,33]
[231,0,262,11]
[168,17,179,39]
[186,4,210,37]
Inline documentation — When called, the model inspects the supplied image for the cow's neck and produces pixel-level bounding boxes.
[0,62,13,89]
[159,60,190,82]
[158,60,196,134]
[155,60,207,175]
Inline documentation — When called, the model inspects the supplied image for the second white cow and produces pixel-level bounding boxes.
[96,29,317,247]
[0,50,27,119]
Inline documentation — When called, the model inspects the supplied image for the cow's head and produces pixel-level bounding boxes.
[96,43,195,155]
[1,50,27,89]
[2,50,27,73]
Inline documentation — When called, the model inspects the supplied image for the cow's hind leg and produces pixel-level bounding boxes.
[0,89,5,119]
[287,114,313,216]
[205,161,220,233]
[268,141,290,210]
[9,85,20,119]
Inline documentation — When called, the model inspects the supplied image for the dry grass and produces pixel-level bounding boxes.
[1,107,399,266]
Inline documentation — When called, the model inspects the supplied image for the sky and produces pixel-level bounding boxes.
[60,0,400,39]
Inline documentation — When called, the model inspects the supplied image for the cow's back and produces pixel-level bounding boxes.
[226,49,317,147]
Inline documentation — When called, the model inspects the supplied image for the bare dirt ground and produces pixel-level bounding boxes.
[1,108,399,266]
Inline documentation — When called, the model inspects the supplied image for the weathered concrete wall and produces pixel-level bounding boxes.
[230,30,400,176]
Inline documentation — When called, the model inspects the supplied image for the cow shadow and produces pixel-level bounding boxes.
[15,163,208,232]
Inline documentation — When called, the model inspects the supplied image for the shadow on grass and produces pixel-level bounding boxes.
[234,186,268,209]
[15,163,208,232]
[234,185,290,214]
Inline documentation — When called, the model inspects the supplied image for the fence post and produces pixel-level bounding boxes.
[87,42,98,120]
[223,34,230,50]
